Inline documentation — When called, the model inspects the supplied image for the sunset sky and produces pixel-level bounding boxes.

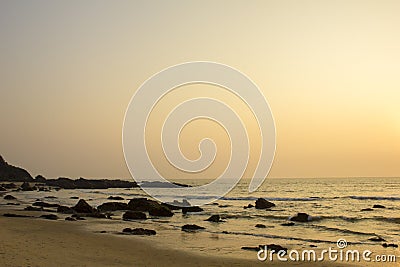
[0,1,399,180]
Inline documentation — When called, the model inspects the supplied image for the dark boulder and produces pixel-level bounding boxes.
[65,217,76,221]
[70,196,79,199]
[25,206,44,211]
[205,215,223,222]
[20,181,36,191]
[122,211,147,220]
[373,204,386,209]
[290,213,310,222]
[73,199,95,213]
[128,198,173,217]
[40,214,58,220]
[107,196,124,200]
[3,195,16,200]
[181,224,205,232]
[255,224,267,228]
[0,186,6,191]
[244,204,254,209]
[149,205,173,217]
[255,198,275,209]
[182,206,203,214]
[97,202,128,212]
[57,205,74,214]
[122,228,156,235]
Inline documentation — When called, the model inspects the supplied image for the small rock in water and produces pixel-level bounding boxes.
[373,204,386,209]
[241,246,260,251]
[369,236,386,242]
[182,206,203,214]
[281,222,295,226]
[73,199,95,213]
[3,195,16,200]
[255,198,275,209]
[181,224,205,232]
[122,228,156,235]
[40,214,58,220]
[255,224,267,228]
[361,208,374,212]
[244,204,254,209]
[205,215,223,222]
[290,213,311,222]
[122,211,147,220]
[33,201,60,208]
[57,205,74,214]
[382,243,398,248]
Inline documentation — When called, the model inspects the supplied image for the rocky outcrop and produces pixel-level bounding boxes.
[0,155,33,182]
[127,198,173,217]
[97,202,128,212]
[20,182,36,191]
[40,214,58,220]
[122,211,147,220]
[255,198,275,209]
[44,177,138,189]
[122,228,156,235]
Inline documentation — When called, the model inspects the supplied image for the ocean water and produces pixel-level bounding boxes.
[7,177,400,260]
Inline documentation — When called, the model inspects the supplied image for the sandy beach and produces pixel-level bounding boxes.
[0,213,358,267]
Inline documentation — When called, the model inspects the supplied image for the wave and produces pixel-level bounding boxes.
[221,196,322,201]
[347,196,400,201]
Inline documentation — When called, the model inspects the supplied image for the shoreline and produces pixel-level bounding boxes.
[0,214,359,267]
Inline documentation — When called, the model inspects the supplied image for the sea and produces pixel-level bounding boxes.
[6,177,400,262]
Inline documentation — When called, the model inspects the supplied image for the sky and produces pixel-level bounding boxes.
[0,0,399,180]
